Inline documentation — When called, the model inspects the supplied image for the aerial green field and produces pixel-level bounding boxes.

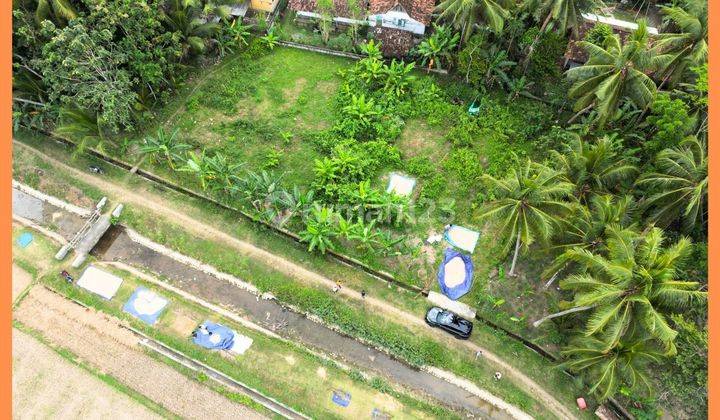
[95,45,567,347]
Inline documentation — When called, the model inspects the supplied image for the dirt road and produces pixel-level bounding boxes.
[14,286,267,420]
[13,328,162,420]
[15,141,577,419]
[12,264,32,302]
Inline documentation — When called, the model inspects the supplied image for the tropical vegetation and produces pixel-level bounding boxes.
[12,0,708,415]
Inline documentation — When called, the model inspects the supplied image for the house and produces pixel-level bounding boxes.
[288,0,435,56]
[251,0,281,13]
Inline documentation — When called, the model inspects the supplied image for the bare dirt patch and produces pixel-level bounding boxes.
[316,366,327,380]
[397,120,447,162]
[12,264,32,302]
[14,286,266,420]
[13,328,161,420]
[315,80,337,96]
[37,178,93,208]
[281,77,307,109]
[167,311,199,337]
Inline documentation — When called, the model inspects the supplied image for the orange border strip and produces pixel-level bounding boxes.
[0,1,715,419]
[709,0,718,416]
[2,0,11,418]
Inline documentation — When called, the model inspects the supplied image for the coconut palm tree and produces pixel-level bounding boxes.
[561,333,666,401]
[653,1,707,87]
[566,20,657,126]
[534,226,706,351]
[550,134,639,203]
[54,106,104,155]
[636,136,707,233]
[163,0,221,58]
[140,128,191,170]
[543,194,636,288]
[435,0,512,43]
[478,160,574,276]
[34,0,79,26]
[523,0,601,37]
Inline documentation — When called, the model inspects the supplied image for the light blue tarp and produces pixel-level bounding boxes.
[17,232,33,248]
[193,321,235,350]
[122,287,168,325]
[437,248,474,300]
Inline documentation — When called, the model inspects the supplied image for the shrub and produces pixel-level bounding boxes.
[457,34,489,88]
[419,176,446,200]
[326,33,354,52]
[406,156,436,179]
[658,315,707,419]
[443,148,483,186]
[584,23,613,46]
[520,27,568,85]
[445,115,484,148]
[645,93,694,156]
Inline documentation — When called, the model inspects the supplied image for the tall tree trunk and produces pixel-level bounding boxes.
[532,305,594,328]
[12,97,45,107]
[521,12,553,74]
[509,233,522,276]
[543,263,567,289]
[567,103,594,125]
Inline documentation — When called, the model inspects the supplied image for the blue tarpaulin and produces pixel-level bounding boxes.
[437,248,474,300]
[123,287,168,325]
[331,390,351,407]
[17,232,33,248]
[192,321,235,350]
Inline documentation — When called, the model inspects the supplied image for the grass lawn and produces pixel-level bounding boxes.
[12,224,457,420]
[150,46,351,187]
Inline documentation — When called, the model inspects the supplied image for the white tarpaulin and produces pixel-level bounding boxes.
[386,173,416,197]
[444,225,480,253]
[76,265,123,300]
[229,333,253,355]
[427,291,476,319]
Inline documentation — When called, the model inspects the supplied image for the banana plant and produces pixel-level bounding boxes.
[178,150,215,191]
[140,128,191,170]
[415,25,460,70]
[348,218,381,253]
[203,152,245,196]
[382,60,416,98]
[300,204,337,254]
[260,29,279,50]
